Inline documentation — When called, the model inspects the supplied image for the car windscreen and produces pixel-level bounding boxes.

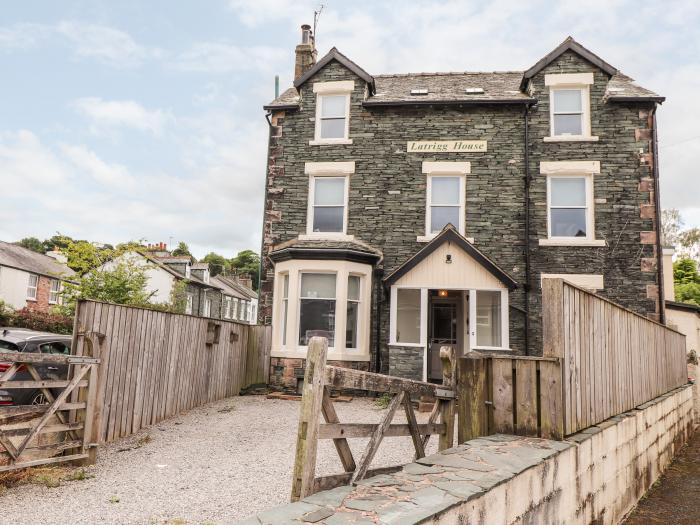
[0,340,19,352]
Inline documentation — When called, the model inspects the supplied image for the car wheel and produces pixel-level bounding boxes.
[30,391,48,405]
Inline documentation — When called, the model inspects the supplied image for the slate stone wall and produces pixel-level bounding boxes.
[388,346,423,381]
[260,53,661,370]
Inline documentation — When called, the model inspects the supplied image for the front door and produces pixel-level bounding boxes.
[428,298,458,382]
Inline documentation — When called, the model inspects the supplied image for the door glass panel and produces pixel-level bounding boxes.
[431,305,457,343]
[396,289,420,344]
[476,291,501,347]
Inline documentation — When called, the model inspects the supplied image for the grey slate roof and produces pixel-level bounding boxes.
[215,275,258,300]
[271,237,383,257]
[0,241,75,279]
[367,71,533,105]
[604,73,665,102]
[211,275,249,300]
[264,38,662,109]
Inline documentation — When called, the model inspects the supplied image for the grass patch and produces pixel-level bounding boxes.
[374,393,393,409]
[0,465,93,491]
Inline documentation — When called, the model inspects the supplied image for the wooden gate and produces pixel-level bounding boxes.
[0,332,102,472]
[291,337,456,501]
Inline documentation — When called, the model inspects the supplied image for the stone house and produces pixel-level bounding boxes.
[260,27,666,387]
[0,241,75,312]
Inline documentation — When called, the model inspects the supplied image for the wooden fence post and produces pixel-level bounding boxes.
[78,331,104,465]
[542,278,565,358]
[290,337,328,502]
[438,346,456,451]
[457,354,488,443]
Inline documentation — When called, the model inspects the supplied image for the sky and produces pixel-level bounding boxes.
[1,0,699,259]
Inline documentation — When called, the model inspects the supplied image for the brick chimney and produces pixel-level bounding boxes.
[294,24,316,80]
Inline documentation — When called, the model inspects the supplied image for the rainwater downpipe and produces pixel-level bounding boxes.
[651,105,666,324]
[523,104,532,356]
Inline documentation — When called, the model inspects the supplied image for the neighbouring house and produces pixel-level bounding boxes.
[100,245,258,323]
[0,241,75,311]
[260,26,667,387]
[212,274,258,325]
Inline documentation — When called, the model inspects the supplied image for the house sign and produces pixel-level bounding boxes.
[407,140,487,153]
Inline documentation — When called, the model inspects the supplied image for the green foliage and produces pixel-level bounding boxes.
[230,249,260,289]
[171,242,192,258]
[59,257,154,314]
[673,258,700,306]
[15,237,44,253]
[42,234,74,253]
[374,393,392,409]
[166,280,189,314]
[0,300,14,326]
[64,240,106,275]
[7,307,73,334]
[201,252,229,276]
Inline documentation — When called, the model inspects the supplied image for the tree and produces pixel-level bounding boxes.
[59,258,154,314]
[230,249,260,289]
[661,209,700,263]
[42,234,74,253]
[171,242,192,258]
[15,237,45,253]
[673,258,700,306]
[201,252,229,276]
[64,240,106,275]
[661,208,682,246]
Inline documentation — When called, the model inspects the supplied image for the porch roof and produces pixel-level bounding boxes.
[383,225,518,290]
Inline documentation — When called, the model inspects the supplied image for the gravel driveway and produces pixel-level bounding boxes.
[0,395,439,525]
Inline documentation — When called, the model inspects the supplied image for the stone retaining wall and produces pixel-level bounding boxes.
[239,384,693,524]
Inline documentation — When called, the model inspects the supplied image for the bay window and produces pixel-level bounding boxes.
[271,259,372,360]
[298,273,336,346]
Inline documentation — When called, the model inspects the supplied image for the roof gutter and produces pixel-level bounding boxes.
[362,98,537,108]
[607,96,665,104]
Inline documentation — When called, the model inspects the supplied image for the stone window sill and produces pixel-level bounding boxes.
[538,238,606,247]
[309,139,353,146]
[543,136,599,143]
[299,233,355,241]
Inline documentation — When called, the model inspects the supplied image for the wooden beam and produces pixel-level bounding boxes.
[0,428,19,460]
[0,364,19,382]
[321,387,355,472]
[420,400,441,454]
[457,354,488,443]
[290,337,328,502]
[0,379,88,389]
[351,391,405,484]
[324,366,453,399]
[319,422,446,440]
[0,353,99,365]
[438,346,456,451]
[0,453,89,473]
[403,394,425,459]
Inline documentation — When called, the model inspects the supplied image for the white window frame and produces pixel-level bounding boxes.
[310,80,354,145]
[418,162,470,242]
[232,298,239,320]
[345,274,362,350]
[185,293,193,315]
[48,279,61,305]
[271,259,372,361]
[539,161,605,247]
[302,162,355,240]
[544,73,598,142]
[27,274,38,301]
[203,293,211,317]
[468,289,510,352]
[224,296,232,319]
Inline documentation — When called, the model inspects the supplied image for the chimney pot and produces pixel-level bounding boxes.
[294,23,317,80]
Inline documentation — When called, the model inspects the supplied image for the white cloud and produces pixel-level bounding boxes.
[60,144,135,188]
[56,21,161,67]
[0,130,68,191]
[174,42,286,74]
[0,23,51,50]
[72,97,173,135]
[227,0,317,27]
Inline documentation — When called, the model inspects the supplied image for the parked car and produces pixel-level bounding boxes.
[0,328,71,406]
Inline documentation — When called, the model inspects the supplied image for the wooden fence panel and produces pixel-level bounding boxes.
[542,279,687,435]
[73,300,272,443]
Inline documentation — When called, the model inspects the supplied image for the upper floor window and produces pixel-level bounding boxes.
[309,176,347,233]
[185,293,193,314]
[232,298,239,320]
[49,279,61,304]
[419,162,470,241]
[547,175,592,239]
[224,297,232,319]
[27,274,38,300]
[544,73,596,142]
[311,81,354,145]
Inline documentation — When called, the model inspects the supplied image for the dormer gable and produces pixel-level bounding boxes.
[293,47,375,94]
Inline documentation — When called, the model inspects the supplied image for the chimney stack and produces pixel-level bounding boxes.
[294,24,316,80]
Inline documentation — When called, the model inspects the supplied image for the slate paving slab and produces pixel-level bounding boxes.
[240,434,572,524]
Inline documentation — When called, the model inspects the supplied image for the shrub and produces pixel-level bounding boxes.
[0,300,13,326]
[9,308,73,334]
